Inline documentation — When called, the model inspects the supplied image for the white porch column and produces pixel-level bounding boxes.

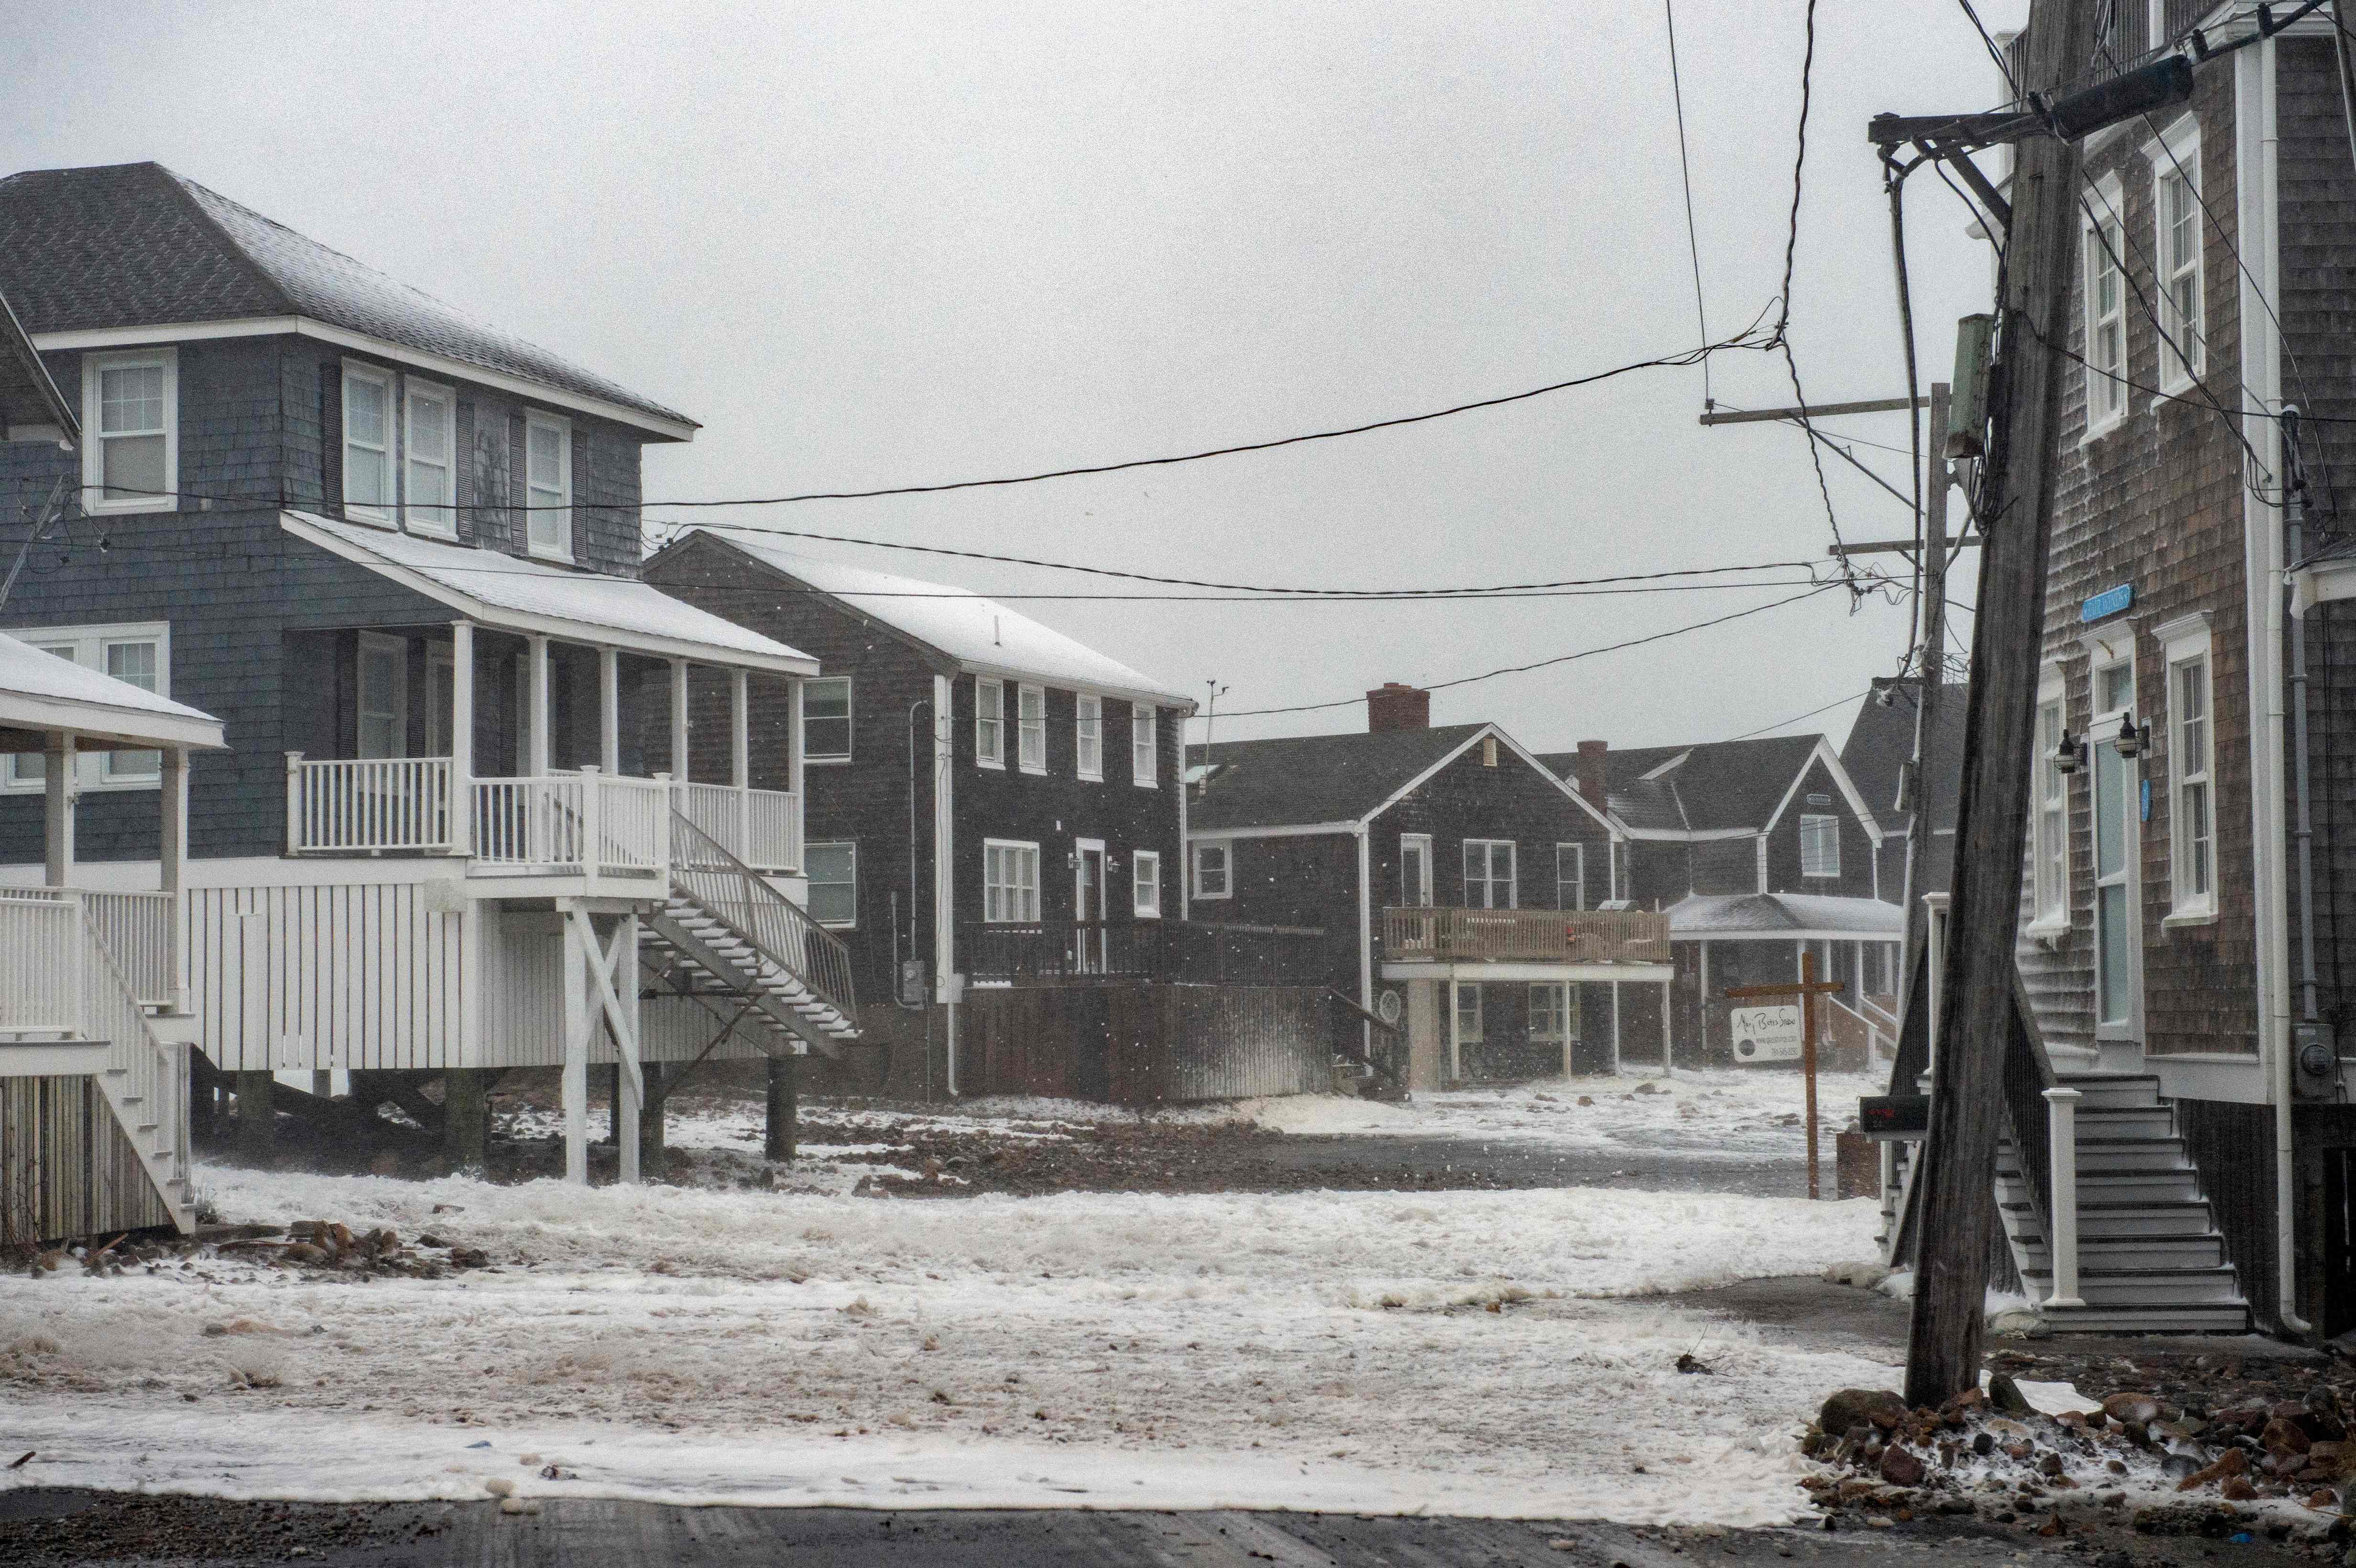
[1659,978,1672,1074]
[670,658,691,784]
[730,669,750,788]
[43,732,74,887]
[788,677,805,797]
[1447,976,1461,1082]
[526,634,551,776]
[161,746,188,1013]
[2042,1086,2086,1308]
[560,902,589,1185]
[1610,981,1622,1076]
[616,910,642,1183]
[449,623,474,856]
[600,646,621,775]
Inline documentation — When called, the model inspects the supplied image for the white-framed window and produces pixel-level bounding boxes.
[1529,983,1576,1042]
[340,362,396,523]
[524,412,573,560]
[2082,174,2129,436]
[82,349,176,513]
[1556,842,1584,911]
[804,676,851,762]
[1131,702,1157,786]
[2091,653,2139,1030]
[1192,840,1231,900]
[1400,833,1433,906]
[426,646,454,758]
[2159,612,2215,922]
[2147,118,2203,389]
[1454,983,1483,1043]
[807,841,857,927]
[1463,839,1516,909]
[1132,849,1162,918]
[4,621,172,791]
[2031,670,2070,933]
[1076,693,1103,781]
[404,378,456,535]
[983,838,1042,923]
[1610,838,1631,904]
[356,632,407,759]
[1800,815,1841,879]
[1754,833,1771,893]
[1017,684,1046,773]
[975,677,1004,768]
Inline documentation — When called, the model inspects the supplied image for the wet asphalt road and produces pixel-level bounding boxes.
[1249,1132,1811,1198]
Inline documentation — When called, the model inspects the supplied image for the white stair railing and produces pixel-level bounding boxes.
[0,890,82,1036]
[2041,1086,2085,1309]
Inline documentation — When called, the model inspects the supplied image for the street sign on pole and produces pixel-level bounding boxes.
[1726,952,1847,1198]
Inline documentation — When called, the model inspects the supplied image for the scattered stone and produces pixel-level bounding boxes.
[1818,1389,1907,1436]
[1986,1374,2034,1417]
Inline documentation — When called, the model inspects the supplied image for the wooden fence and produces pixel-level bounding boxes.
[958,983,1332,1106]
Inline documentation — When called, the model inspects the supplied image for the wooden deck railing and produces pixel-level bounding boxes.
[967,921,1330,987]
[1380,907,1670,965]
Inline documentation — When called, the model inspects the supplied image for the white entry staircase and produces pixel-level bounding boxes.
[1995,1073,2248,1333]
[637,812,860,1058]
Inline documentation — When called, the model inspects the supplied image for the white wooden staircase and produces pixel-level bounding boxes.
[637,812,860,1059]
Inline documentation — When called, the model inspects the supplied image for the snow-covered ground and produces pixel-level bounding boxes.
[1,1165,1889,1525]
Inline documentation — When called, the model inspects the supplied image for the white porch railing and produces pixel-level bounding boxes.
[285,755,456,854]
[471,771,668,875]
[85,889,174,1007]
[0,890,83,1035]
[287,757,798,874]
[672,782,801,873]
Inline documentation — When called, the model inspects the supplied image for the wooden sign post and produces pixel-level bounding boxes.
[1726,951,1847,1198]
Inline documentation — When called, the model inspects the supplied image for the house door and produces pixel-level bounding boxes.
[2091,659,2143,1048]
[1073,839,1106,974]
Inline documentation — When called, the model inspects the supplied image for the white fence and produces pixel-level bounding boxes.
[289,758,796,874]
[86,890,173,1006]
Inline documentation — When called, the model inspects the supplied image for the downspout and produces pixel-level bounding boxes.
[2244,36,2311,1335]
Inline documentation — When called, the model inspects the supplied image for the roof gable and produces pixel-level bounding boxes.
[0,163,694,436]
[1189,722,1612,835]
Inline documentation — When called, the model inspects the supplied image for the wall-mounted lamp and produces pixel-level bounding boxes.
[2113,713,2150,760]
[2053,730,2088,775]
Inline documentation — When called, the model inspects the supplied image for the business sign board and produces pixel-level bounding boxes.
[1730,1004,1804,1063]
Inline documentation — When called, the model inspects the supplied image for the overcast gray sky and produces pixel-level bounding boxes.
[5,0,2026,751]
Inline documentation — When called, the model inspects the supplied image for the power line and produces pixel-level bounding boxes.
[1721,686,1870,743]
[1219,583,1848,717]
[1662,0,1715,408]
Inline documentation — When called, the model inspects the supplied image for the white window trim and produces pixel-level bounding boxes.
[3,621,173,792]
[2143,116,2203,394]
[523,411,574,562]
[1454,982,1483,1044]
[1608,838,1631,906]
[1463,838,1517,910]
[2089,651,2141,1037]
[1556,841,1585,912]
[1076,693,1103,782]
[2028,665,2072,940]
[2081,173,2130,442]
[425,645,455,758]
[2158,611,2217,926]
[81,348,177,515]
[1754,833,1770,893]
[1131,702,1157,787]
[356,630,409,760]
[1017,683,1047,775]
[982,837,1043,925]
[975,677,1004,769]
[803,675,852,765]
[1799,814,1841,879]
[1400,832,1433,907]
[1528,982,1572,1042]
[338,360,398,525]
[806,840,858,929]
[1132,849,1162,919]
[402,375,458,537]
[1192,840,1232,901]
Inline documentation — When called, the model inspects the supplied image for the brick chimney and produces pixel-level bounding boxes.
[1572,739,1609,809]
[1365,682,1430,733]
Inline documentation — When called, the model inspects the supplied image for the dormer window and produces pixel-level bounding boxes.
[525,413,573,560]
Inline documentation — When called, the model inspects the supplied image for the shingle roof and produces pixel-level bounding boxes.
[670,533,1192,706]
[1186,725,1490,831]
[1536,734,1824,835]
[284,511,815,675]
[1667,892,1904,938]
[1841,677,1965,893]
[0,163,694,434]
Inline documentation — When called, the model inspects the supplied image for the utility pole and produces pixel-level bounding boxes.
[1902,381,1952,1001]
[1898,0,2098,1407]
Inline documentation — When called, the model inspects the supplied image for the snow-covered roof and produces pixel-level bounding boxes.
[284,512,818,676]
[0,630,224,751]
[1666,892,1904,940]
[695,533,1193,706]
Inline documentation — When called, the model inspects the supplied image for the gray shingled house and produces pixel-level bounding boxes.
[0,163,858,1184]
[1188,685,1671,1089]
